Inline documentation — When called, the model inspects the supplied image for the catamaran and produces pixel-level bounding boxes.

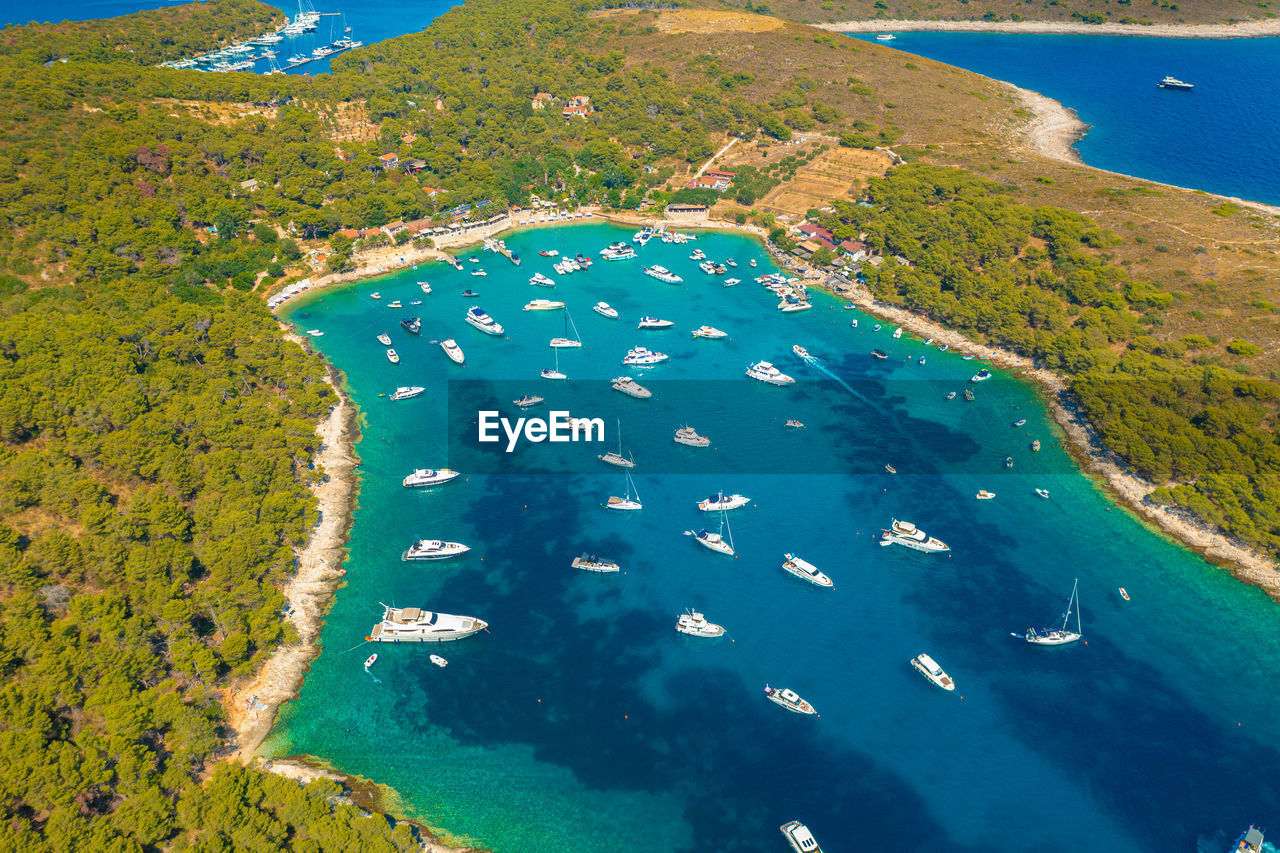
[688,509,734,555]
[366,605,487,643]
[1016,579,1083,646]
[781,553,834,588]
[391,386,425,401]
[402,468,460,487]
[746,361,795,385]
[880,519,950,553]
[572,553,620,573]
[698,492,750,511]
[549,308,582,348]
[402,539,471,561]
[764,685,817,715]
[465,306,504,336]
[598,419,636,467]
[606,470,642,510]
[676,609,725,638]
[441,339,465,364]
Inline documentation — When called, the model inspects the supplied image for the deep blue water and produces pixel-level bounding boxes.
[276,223,1280,852]
[853,32,1280,204]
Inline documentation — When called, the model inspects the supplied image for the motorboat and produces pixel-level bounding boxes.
[366,604,487,643]
[687,509,734,555]
[792,345,810,359]
[880,519,950,553]
[441,339,465,364]
[778,300,812,313]
[612,376,652,399]
[1013,418,1027,427]
[600,245,637,261]
[918,356,926,365]
[623,346,668,365]
[971,369,992,382]
[644,265,683,284]
[514,395,544,408]
[385,348,400,364]
[893,327,903,339]
[875,32,896,40]
[675,609,725,638]
[976,490,996,500]
[785,420,804,429]
[606,470,642,510]
[391,386,425,401]
[371,292,381,299]
[884,464,897,474]
[599,419,636,467]
[402,539,471,561]
[871,349,888,359]
[419,282,432,293]
[1031,439,1041,452]
[538,249,559,257]
[692,326,728,339]
[746,361,795,385]
[674,426,710,447]
[529,272,556,287]
[946,392,956,400]
[637,317,674,329]
[387,300,403,309]
[377,332,392,346]
[632,228,653,245]
[1119,587,1130,601]
[430,654,448,667]
[574,253,593,268]
[465,306,504,336]
[524,299,564,311]
[698,492,750,511]
[1157,75,1194,90]
[471,269,487,277]
[1017,579,1082,646]
[402,468,460,488]
[911,654,956,691]
[1036,488,1050,499]
[593,302,619,318]
[572,553,620,573]
[689,249,706,261]
[724,259,737,267]
[764,685,817,715]
[781,553,834,588]
[780,820,822,853]
[363,654,377,668]
[723,278,740,287]
[1005,456,1014,469]
[401,317,421,334]
[410,300,422,306]
[306,329,324,337]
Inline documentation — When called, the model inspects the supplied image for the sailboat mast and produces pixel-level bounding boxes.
[722,508,734,550]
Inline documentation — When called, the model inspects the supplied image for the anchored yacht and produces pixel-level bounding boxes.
[764,685,817,715]
[692,326,728,339]
[440,339,465,364]
[401,317,421,335]
[675,610,725,638]
[688,509,734,555]
[593,301,619,318]
[606,470,642,510]
[402,539,471,561]
[465,306,504,336]
[524,299,564,311]
[623,346,668,365]
[529,272,556,287]
[572,553,620,573]
[391,386,425,401]
[1019,579,1083,646]
[781,553,834,588]
[911,653,956,691]
[644,265,683,284]
[780,821,823,853]
[385,348,400,364]
[746,361,795,385]
[971,368,992,382]
[880,519,950,553]
[514,395,544,408]
[367,605,487,643]
[697,492,750,511]
[402,468,460,488]
[637,317,674,330]
[611,376,652,399]
[674,426,710,447]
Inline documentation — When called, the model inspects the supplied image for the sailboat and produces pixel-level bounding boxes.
[686,509,735,555]
[606,471,642,510]
[549,307,582,348]
[541,345,567,379]
[598,418,635,468]
[1014,579,1083,646]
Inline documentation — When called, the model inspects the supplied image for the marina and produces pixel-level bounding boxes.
[157,4,365,75]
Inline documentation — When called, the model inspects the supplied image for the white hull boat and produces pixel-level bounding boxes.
[593,301,619,318]
[764,685,817,715]
[606,471,642,510]
[391,386,425,401]
[367,604,487,643]
[524,299,564,311]
[746,361,795,385]
[402,468,460,488]
[637,317,674,330]
[441,339,465,364]
[612,377,652,399]
[674,426,710,447]
[572,553,620,573]
[697,493,749,511]
[692,326,728,339]
[465,306,504,336]
[911,653,956,691]
[880,519,950,553]
[780,820,823,853]
[675,610,725,637]
[781,553,834,588]
[623,347,668,365]
[1018,579,1083,646]
[402,539,471,560]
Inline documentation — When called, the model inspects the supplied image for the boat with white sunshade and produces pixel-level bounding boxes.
[676,610,725,638]
[367,605,487,643]
[880,519,950,553]
[781,553,834,588]
[911,653,956,691]
[402,539,471,561]
[764,685,817,715]
[465,306,504,336]
[746,361,795,385]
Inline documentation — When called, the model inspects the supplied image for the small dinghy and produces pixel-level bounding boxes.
[364,654,378,668]
[430,654,448,667]
[1035,488,1050,499]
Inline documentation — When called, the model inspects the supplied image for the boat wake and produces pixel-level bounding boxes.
[802,352,883,411]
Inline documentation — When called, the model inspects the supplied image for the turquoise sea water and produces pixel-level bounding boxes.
[852,32,1280,205]
[279,223,1280,851]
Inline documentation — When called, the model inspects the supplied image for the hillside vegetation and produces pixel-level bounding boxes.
[732,0,1277,27]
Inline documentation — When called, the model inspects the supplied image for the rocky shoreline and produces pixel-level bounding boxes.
[818,17,1280,39]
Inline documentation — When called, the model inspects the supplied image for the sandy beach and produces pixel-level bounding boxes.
[819,17,1280,38]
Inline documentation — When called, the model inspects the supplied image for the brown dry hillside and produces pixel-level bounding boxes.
[601,8,1280,373]
[730,0,1276,27]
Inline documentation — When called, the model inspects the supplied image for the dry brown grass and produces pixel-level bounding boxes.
[649,8,786,34]
[152,98,279,124]
[738,0,1273,27]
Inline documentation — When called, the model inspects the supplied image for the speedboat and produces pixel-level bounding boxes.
[514,395,544,408]
[875,32,896,40]
[538,249,559,257]
[692,326,728,339]
[689,249,706,261]
[363,654,377,668]
[782,553,834,588]
[529,272,556,287]
[366,605,487,643]
[419,282,432,293]
[674,426,710,447]
[1157,75,1194,90]
[880,519,950,553]
[946,392,957,400]
[524,299,564,311]
[1013,418,1027,427]
[385,348,400,364]
[574,253,593,268]
[371,292,381,300]
[723,278,740,287]
[893,327,903,339]
[785,419,804,429]
[976,490,996,500]
[780,820,822,853]
[749,259,757,267]
[387,300,403,309]
[1031,439,1041,451]
[623,347,668,365]
[1005,456,1014,469]
[430,654,448,667]
[1119,587,1130,601]
[871,349,888,359]
[594,302,619,318]
[746,361,795,385]
[1036,488,1050,499]
[600,244,637,261]
[971,368,992,382]
[402,468,460,488]
[306,329,324,337]
[724,259,737,267]
[676,610,725,637]
[637,317,674,329]
[571,553,620,573]
[778,300,812,313]
[401,317,421,334]
[391,386,425,401]
[792,345,810,359]
[440,339,465,364]
[884,464,897,474]
[764,685,817,715]
[644,265,683,284]
[911,654,956,691]
[465,306,504,336]
[402,539,471,561]
[611,376,652,399]
[377,332,392,346]
[470,269,487,277]
[698,492,750,511]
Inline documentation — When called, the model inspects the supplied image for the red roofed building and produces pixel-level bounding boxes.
[562,96,593,118]
[335,228,361,240]
[378,152,400,168]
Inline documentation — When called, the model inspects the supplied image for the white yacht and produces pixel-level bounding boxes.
[402,468,460,488]
[377,332,392,346]
[419,281,432,293]
[893,327,903,339]
[746,361,795,385]
[465,306,504,336]
[792,344,810,359]
[387,300,403,309]
[402,539,471,561]
[524,299,564,311]
[606,470,642,510]
[781,553,834,588]
[364,653,377,668]
[600,244,637,261]
[691,326,728,339]
[675,609,725,638]
[514,395,544,408]
[637,317,674,330]
[367,605,487,643]
[1020,579,1083,646]
[529,272,556,287]
[780,820,823,853]
[778,300,812,313]
[911,653,956,691]
[391,386,425,401]
[674,426,710,447]
[764,685,816,715]
[385,348,400,364]
[623,346,668,365]
[572,553,620,573]
[689,249,706,261]
[644,265,683,284]
[440,339,465,364]
[593,301,619,318]
[880,519,950,553]
[612,376,652,399]
[971,368,993,382]
[697,492,750,511]
[723,278,740,287]
[688,510,734,555]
